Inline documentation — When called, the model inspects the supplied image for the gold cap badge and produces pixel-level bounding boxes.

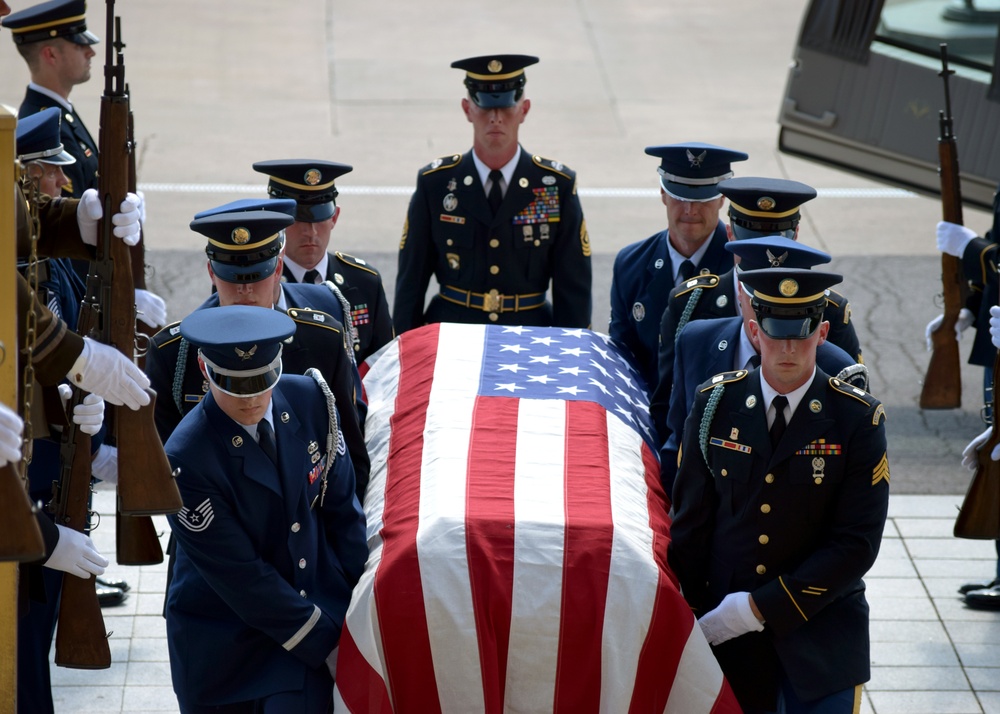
[756,196,776,211]
[304,168,322,186]
[488,59,503,73]
[779,278,799,297]
[232,227,250,245]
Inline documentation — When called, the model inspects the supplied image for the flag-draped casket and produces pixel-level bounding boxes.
[334,323,739,713]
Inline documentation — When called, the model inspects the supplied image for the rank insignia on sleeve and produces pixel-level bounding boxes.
[709,437,752,454]
[872,452,889,486]
[795,439,841,456]
[177,498,214,532]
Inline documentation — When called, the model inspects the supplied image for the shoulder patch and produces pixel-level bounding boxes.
[421,153,462,176]
[334,251,380,277]
[287,307,342,334]
[531,154,573,180]
[700,369,748,392]
[152,320,183,347]
[829,377,881,410]
[673,273,720,298]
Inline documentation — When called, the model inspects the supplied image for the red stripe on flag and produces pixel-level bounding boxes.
[553,400,613,712]
[336,625,393,714]
[372,324,442,713]
[466,395,519,713]
[711,679,741,714]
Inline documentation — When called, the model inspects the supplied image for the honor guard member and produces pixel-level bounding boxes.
[144,202,370,499]
[164,307,367,714]
[393,54,592,333]
[609,142,748,389]
[252,159,394,362]
[669,267,889,714]
[4,0,100,198]
[654,237,868,495]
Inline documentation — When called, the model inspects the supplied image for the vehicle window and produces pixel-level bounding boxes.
[876,0,999,71]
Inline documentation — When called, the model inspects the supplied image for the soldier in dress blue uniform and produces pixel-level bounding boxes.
[669,268,889,714]
[164,306,366,713]
[609,142,748,389]
[252,159,394,362]
[654,237,868,496]
[394,54,592,333]
[3,0,100,198]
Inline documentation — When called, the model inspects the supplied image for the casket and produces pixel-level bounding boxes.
[334,323,738,713]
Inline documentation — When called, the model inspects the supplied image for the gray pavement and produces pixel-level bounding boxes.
[3,0,999,710]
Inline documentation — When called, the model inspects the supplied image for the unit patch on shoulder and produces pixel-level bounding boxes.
[177,498,214,532]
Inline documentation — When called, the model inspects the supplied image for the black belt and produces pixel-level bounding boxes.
[439,285,546,313]
[16,257,51,284]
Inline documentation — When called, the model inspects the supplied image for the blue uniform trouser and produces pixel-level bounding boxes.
[17,566,62,714]
[177,665,333,714]
[743,679,862,714]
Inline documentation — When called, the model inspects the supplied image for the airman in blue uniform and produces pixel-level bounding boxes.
[609,142,748,388]
[252,159,394,362]
[165,306,366,713]
[394,54,592,333]
[669,268,889,713]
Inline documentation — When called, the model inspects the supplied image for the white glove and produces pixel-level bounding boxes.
[697,591,764,646]
[990,305,1000,350]
[44,525,108,579]
[76,189,143,247]
[936,221,977,257]
[961,426,1000,471]
[69,338,150,410]
[0,402,24,467]
[924,308,975,351]
[91,445,118,484]
[135,189,146,225]
[135,289,167,330]
[325,645,339,680]
[72,393,105,436]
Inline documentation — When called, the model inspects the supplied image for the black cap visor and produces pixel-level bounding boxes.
[295,201,335,223]
[204,357,283,398]
[209,255,279,284]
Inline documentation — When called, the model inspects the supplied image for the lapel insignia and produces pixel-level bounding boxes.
[334,273,345,285]
[812,457,826,485]
[746,395,757,408]
[519,177,529,188]
[809,399,822,413]
[717,339,728,351]
[464,175,474,186]
[201,380,209,393]
[710,437,752,454]
[654,258,664,269]
[232,435,244,448]
[281,412,290,423]
[716,294,728,308]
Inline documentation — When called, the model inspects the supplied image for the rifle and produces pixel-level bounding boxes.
[115,73,166,566]
[52,387,111,669]
[954,350,1000,539]
[92,4,181,517]
[0,463,45,562]
[921,43,964,409]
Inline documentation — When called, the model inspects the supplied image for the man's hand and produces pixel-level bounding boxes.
[325,645,339,680]
[989,305,1000,350]
[77,189,143,247]
[697,591,764,646]
[69,338,151,410]
[925,308,975,351]
[44,525,109,579]
[135,289,167,330]
[961,426,1000,471]
[0,402,24,467]
[936,221,977,257]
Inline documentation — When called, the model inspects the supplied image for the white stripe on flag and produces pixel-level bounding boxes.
[664,625,727,714]
[601,411,661,711]
[417,323,486,713]
[504,397,568,711]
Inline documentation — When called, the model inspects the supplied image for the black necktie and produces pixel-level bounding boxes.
[488,169,504,215]
[770,395,788,449]
[677,259,696,283]
[302,269,321,284]
[257,419,278,466]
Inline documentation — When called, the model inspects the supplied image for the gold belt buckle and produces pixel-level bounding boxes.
[482,289,502,313]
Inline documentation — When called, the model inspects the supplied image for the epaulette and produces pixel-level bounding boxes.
[334,251,380,278]
[829,377,880,408]
[287,307,342,335]
[421,153,462,176]
[531,154,573,180]
[823,288,846,309]
[699,369,748,393]
[673,273,720,298]
[152,320,183,347]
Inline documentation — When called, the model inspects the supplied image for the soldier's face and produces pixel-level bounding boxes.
[284,211,337,270]
[662,192,725,254]
[209,382,273,426]
[28,161,69,197]
[51,38,95,86]
[209,259,283,308]
[463,97,530,155]
[749,319,829,393]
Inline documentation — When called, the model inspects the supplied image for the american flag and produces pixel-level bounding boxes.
[335,323,739,713]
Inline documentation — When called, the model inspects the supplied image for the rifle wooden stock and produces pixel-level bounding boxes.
[0,464,45,562]
[94,10,180,516]
[921,44,964,410]
[954,354,1000,539]
[53,391,111,669]
[116,512,164,566]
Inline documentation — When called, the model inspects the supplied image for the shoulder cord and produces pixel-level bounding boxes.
[322,281,359,365]
[305,367,338,508]
[698,384,724,477]
[674,289,702,344]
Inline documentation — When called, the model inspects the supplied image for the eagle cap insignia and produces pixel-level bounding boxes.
[488,59,503,73]
[779,278,798,297]
[234,344,258,361]
[686,149,707,167]
[757,196,776,211]
[232,227,250,245]
[766,249,789,267]
[304,168,322,185]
